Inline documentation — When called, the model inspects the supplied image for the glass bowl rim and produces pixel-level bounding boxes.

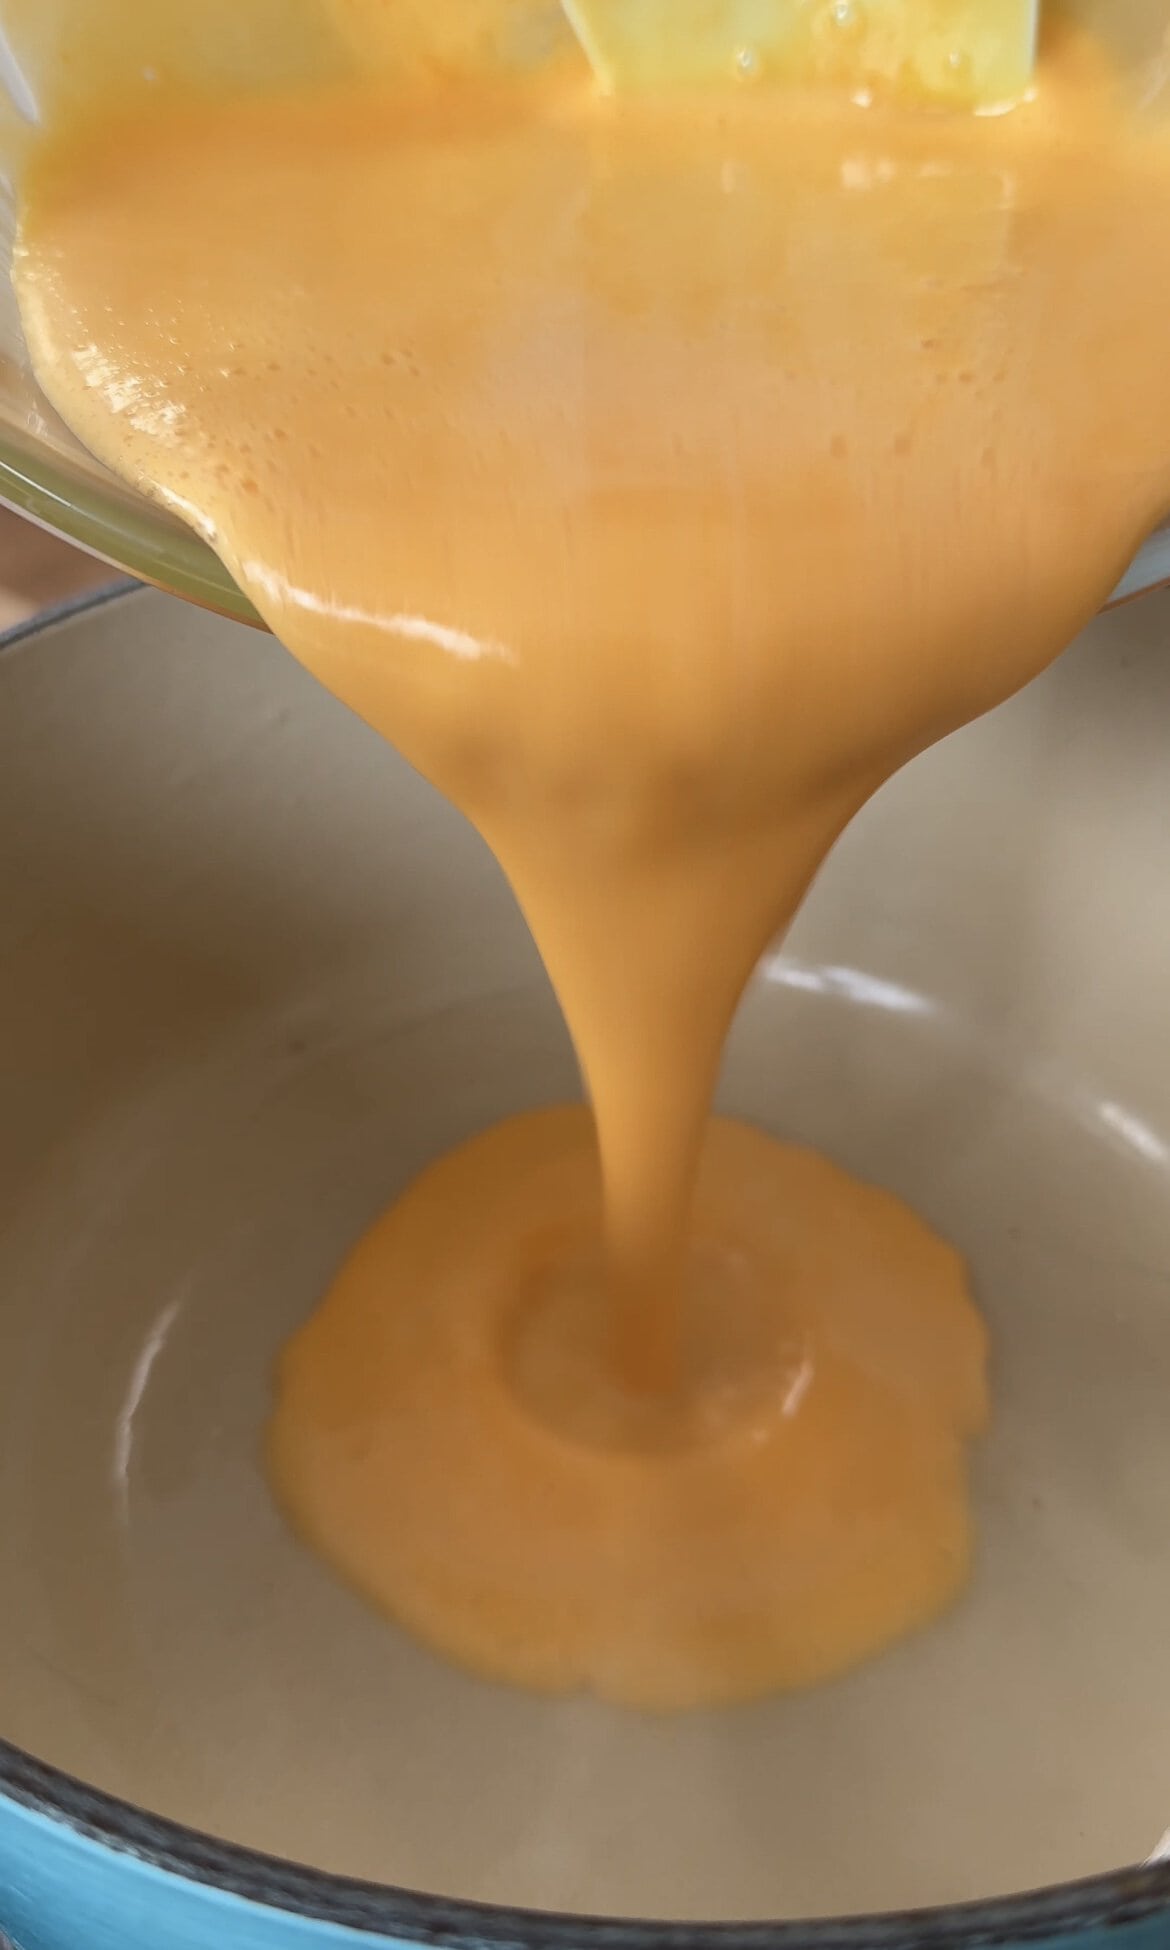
[2,430,1169,625]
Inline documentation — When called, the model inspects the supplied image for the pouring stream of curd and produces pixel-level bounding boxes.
[11,8,1170,1706]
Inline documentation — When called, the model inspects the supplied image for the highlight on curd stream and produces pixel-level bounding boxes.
[3,0,1170,1715]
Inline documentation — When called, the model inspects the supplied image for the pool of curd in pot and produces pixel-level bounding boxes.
[10,0,1170,1707]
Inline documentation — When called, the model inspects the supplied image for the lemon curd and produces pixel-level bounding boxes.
[13,8,1170,1704]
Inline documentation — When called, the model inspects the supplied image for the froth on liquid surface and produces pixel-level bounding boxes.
[15,14,1170,1706]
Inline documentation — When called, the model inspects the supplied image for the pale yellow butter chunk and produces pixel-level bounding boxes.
[561,0,1039,106]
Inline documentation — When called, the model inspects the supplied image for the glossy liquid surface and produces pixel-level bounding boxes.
[14,14,1170,1704]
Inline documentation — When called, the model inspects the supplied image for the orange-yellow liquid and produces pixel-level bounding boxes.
[13,11,1170,1706]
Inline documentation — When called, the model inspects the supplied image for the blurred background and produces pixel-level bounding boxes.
[0,506,111,627]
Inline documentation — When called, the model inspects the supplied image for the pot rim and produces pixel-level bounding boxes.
[2,581,1167,1950]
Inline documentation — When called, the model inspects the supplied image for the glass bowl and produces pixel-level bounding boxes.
[0,0,1168,621]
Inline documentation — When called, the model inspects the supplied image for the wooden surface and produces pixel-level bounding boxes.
[0,507,114,630]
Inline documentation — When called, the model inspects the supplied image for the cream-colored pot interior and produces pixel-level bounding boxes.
[2,585,1170,1922]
